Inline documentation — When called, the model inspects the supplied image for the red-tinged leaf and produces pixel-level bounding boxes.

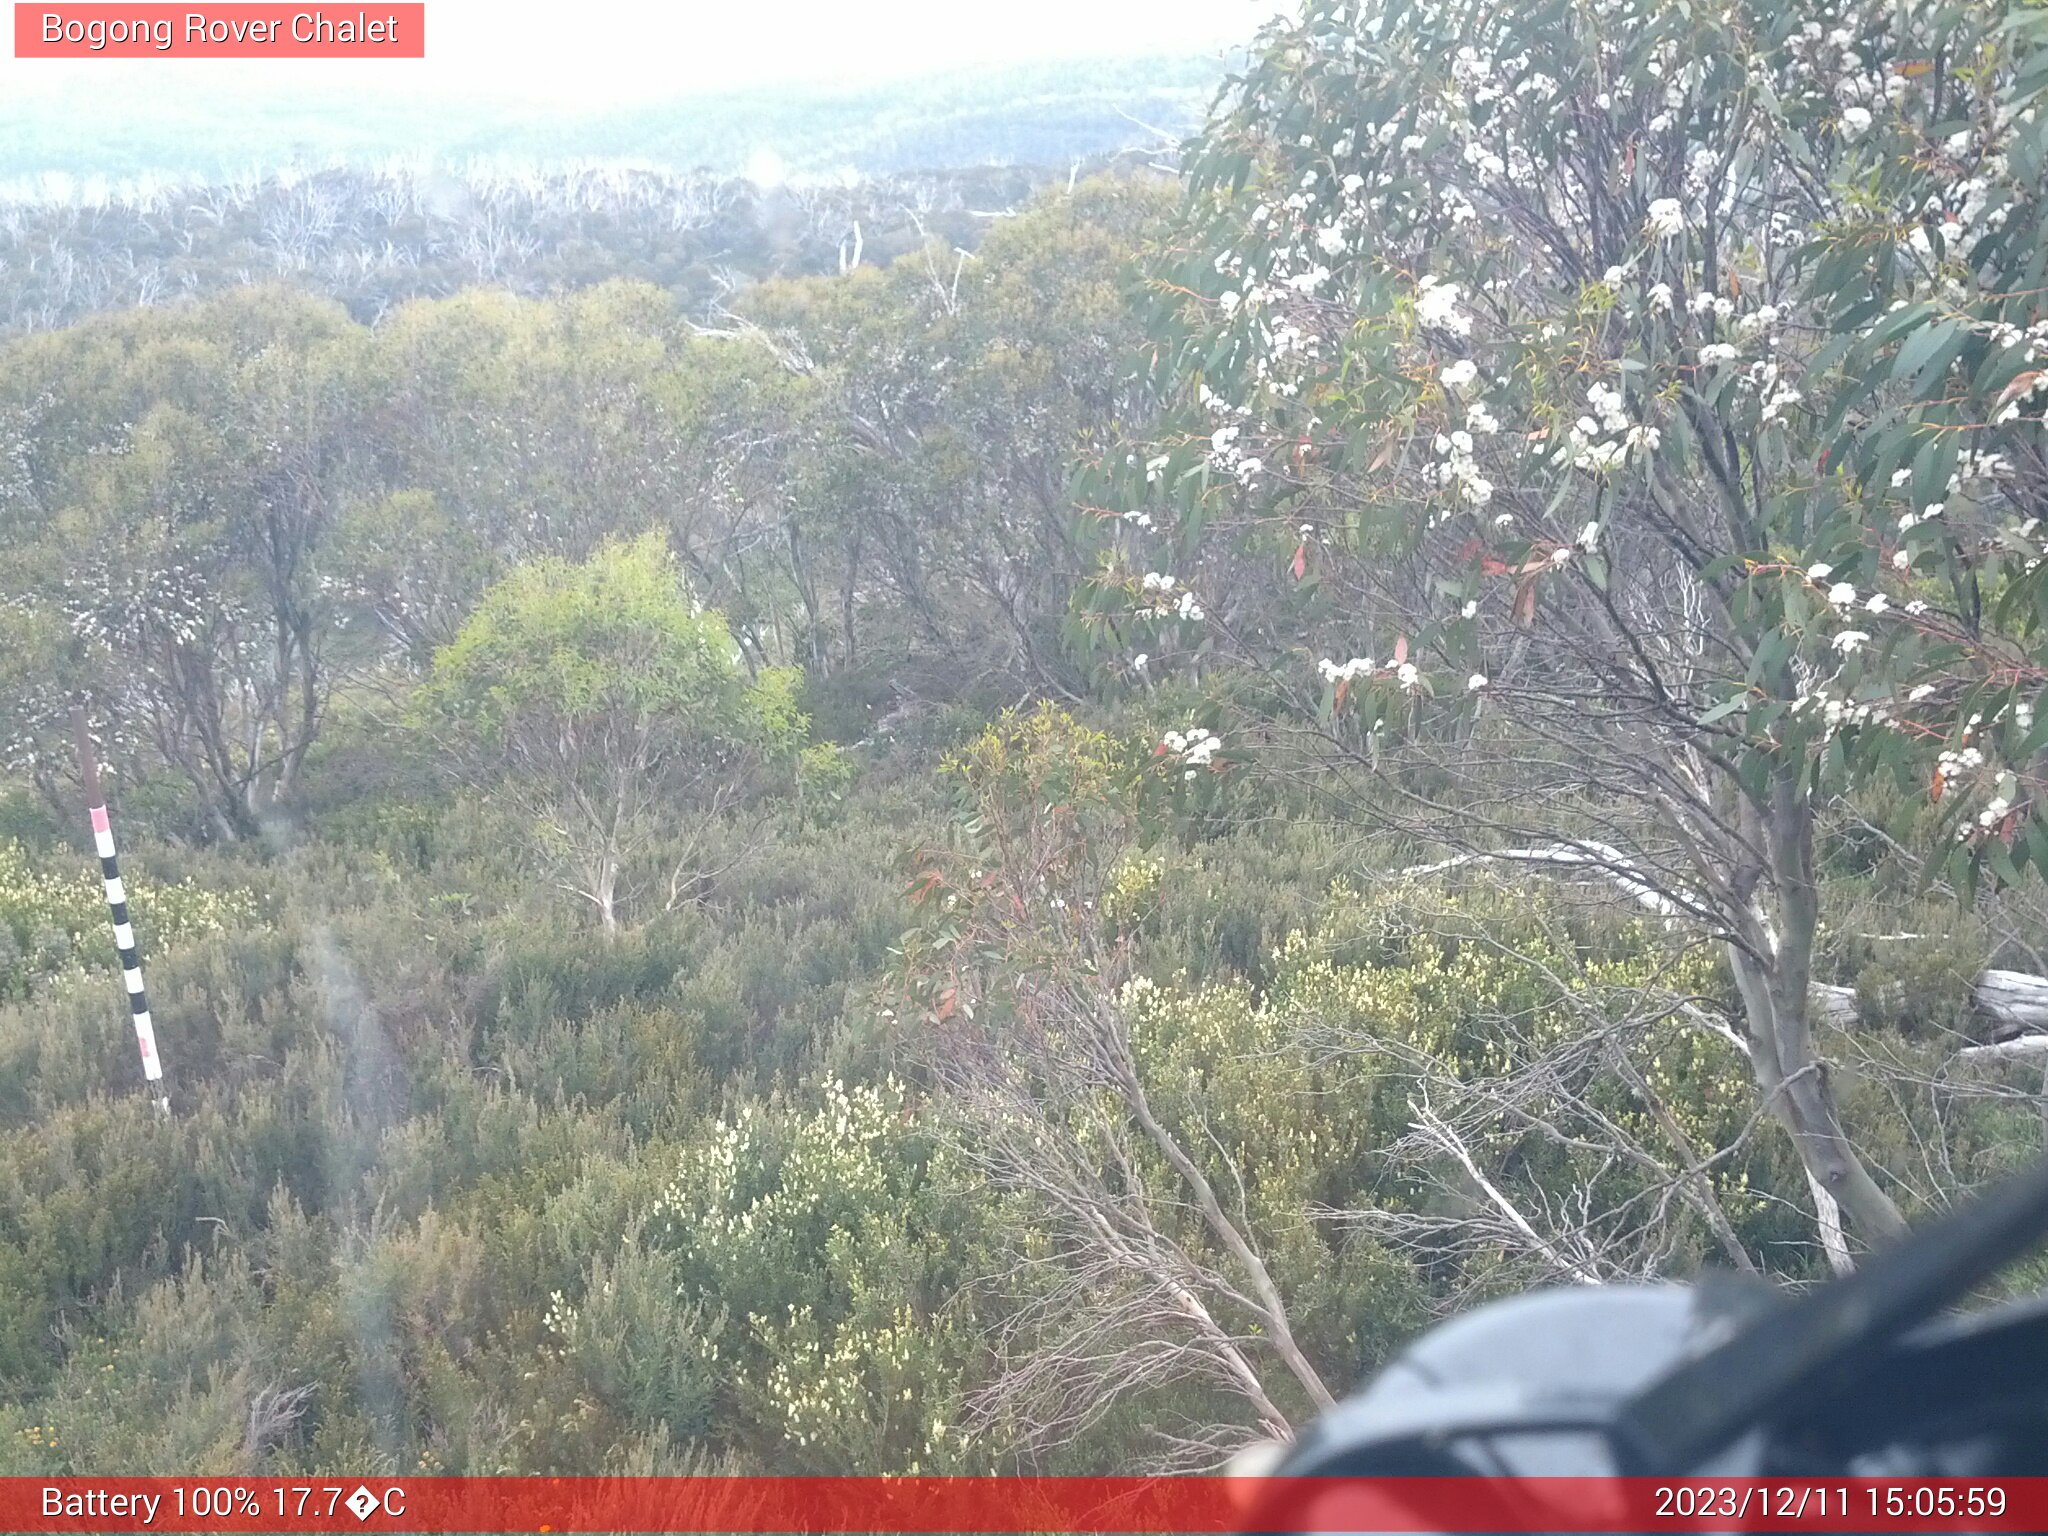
[1393,634,1409,665]
[1153,742,1170,757]
[1335,677,1350,709]
[2001,812,2019,845]
[1932,770,1946,802]
[1998,371,2043,410]
[1292,544,1307,581]
[1514,576,1539,626]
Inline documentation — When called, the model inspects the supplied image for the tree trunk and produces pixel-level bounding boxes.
[1732,766,1909,1250]
[1731,947,1908,1246]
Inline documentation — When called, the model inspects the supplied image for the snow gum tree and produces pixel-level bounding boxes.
[1100,0,2048,1254]
[416,533,806,935]
[0,289,371,838]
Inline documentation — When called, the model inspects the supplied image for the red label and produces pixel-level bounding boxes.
[3,1477,2046,1533]
[14,4,424,56]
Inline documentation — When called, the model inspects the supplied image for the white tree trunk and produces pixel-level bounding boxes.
[1804,1170,1854,1276]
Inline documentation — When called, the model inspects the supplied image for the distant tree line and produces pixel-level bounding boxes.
[0,158,1131,337]
[0,175,1171,842]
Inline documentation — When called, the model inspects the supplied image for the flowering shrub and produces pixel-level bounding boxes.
[1100,851,1166,930]
[645,1078,983,1471]
[1121,877,1776,1284]
[541,1245,722,1446]
[1111,0,2048,887]
[0,841,258,1001]
[1086,0,2048,1248]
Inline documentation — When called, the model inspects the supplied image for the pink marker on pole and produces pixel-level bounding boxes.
[73,708,169,1115]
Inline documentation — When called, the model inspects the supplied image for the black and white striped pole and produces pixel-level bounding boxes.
[73,708,169,1116]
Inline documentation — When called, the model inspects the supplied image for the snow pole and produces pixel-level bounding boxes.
[72,708,169,1115]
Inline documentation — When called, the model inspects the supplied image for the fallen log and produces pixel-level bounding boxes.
[1969,969,2048,1038]
[1813,969,2048,1043]
[1954,1035,2048,1064]
[1813,983,1859,1031]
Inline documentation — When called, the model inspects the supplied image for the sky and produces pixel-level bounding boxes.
[3,0,1284,111]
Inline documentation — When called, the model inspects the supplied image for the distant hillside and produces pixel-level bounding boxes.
[0,55,1233,188]
[0,157,1184,335]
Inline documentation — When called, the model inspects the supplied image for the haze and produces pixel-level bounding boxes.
[3,0,1281,109]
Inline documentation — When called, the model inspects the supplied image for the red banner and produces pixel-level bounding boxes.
[13,4,424,57]
[2,1476,2043,1533]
